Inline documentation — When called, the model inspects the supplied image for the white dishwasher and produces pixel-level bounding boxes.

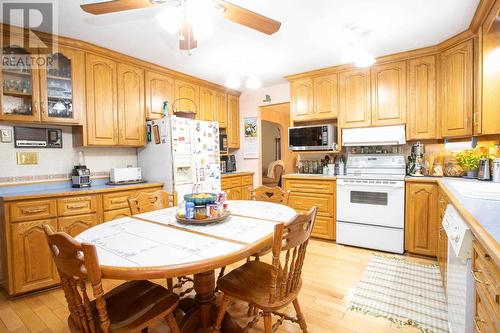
[442,204,475,333]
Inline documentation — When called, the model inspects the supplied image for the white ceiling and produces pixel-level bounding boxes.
[12,0,481,90]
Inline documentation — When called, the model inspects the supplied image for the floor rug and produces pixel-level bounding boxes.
[349,255,448,333]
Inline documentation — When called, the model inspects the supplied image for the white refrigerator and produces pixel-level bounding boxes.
[138,116,221,201]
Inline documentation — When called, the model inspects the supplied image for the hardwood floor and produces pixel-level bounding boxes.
[0,240,437,333]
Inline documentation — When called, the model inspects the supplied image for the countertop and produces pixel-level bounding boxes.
[282,173,337,180]
[0,179,163,201]
[221,171,254,177]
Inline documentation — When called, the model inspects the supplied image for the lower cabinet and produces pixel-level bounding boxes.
[221,173,254,200]
[283,176,336,240]
[10,218,60,295]
[405,182,439,256]
[1,184,162,296]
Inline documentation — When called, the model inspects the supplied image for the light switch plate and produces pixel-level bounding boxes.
[0,128,12,142]
[17,152,38,165]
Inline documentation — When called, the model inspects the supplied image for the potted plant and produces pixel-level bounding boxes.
[455,150,481,178]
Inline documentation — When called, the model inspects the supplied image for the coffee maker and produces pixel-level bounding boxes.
[221,154,236,173]
[408,142,425,176]
[71,151,92,188]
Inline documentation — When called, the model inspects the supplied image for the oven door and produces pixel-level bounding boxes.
[337,179,405,228]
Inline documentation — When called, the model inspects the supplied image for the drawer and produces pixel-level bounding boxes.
[103,191,135,211]
[9,200,57,222]
[104,208,131,222]
[473,242,499,318]
[228,177,241,188]
[221,178,230,190]
[57,196,97,217]
[311,215,335,240]
[476,288,498,333]
[58,213,98,237]
[288,192,334,216]
[284,179,335,194]
[241,175,253,186]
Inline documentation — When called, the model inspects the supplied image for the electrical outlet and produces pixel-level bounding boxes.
[0,128,12,142]
[17,152,38,165]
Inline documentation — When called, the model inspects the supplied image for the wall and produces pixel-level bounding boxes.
[0,123,137,185]
[236,83,290,185]
[261,121,280,174]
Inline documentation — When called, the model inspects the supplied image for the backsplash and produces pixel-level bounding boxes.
[0,124,138,185]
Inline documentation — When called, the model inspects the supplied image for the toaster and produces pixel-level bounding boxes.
[110,167,142,183]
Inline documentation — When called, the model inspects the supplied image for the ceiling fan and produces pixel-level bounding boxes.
[80,0,282,51]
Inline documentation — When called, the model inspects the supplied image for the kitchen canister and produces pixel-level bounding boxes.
[493,158,500,183]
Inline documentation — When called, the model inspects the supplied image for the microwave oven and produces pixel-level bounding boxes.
[288,124,337,151]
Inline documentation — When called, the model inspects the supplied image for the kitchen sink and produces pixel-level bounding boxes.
[451,181,500,201]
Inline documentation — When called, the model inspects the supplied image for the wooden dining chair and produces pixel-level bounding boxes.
[42,225,180,333]
[128,190,177,215]
[128,190,193,295]
[211,206,318,333]
[251,185,290,205]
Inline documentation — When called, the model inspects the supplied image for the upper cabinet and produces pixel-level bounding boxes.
[291,78,314,121]
[313,74,338,120]
[227,94,240,148]
[0,39,84,125]
[145,70,174,120]
[478,2,500,135]
[338,68,371,128]
[407,56,437,140]
[198,87,217,121]
[440,40,474,138]
[117,63,145,146]
[215,92,228,128]
[85,53,118,146]
[371,61,407,126]
[174,79,199,114]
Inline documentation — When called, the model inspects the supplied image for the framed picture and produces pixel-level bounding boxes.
[244,117,259,159]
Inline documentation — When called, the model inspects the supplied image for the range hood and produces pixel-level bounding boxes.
[342,125,406,146]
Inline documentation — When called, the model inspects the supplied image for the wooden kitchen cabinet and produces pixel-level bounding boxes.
[10,218,59,295]
[221,173,253,200]
[85,53,118,145]
[117,63,145,146]
[227,94,240,148]
[174,79,199,114]
[407,55,437,140]
[371,61,407,126]
[313,74,338,120]
[291,78,314,122]
[198,87,217,121]
[58,213,98,237]
[145,70,174,120]
[338,68,371,128]
[405,182,438,257]
[215,92,228,128]
[440,39,474,138]
[283,176,336,240]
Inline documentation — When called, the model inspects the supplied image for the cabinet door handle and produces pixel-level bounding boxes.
[21,207,46,214]
[471,269,489,285]
[67,203,88,210]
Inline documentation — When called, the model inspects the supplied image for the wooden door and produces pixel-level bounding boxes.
[215,92,228,128]
[58,213,98,237]
[11,218,59,294]
[198,87,216,121]
[407,56,437,140]
[39,46,85,124]
[338,68,371,128]
[227,187,242,200]
[291,78,314,121]
[145,70,174,120]
[85,53,118,145]
[371,61,407,126]
[117,63,145,146]
[0,35,41,122]
[227,95,240,148]
[174,79,199,114]
[440,40,473,137]
[313,74,338,120]
[405,183,438,257]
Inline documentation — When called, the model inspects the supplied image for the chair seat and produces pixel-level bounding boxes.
[217,261,301,311]
[262,177,278,187]
[69,280,179,333]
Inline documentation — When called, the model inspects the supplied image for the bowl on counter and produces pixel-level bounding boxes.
[184,193,217,205]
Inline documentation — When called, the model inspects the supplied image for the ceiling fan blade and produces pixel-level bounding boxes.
[179,20,198,50]
[214,0,281,35]
[80,0,151,15]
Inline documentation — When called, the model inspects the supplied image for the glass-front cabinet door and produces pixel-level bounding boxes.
[0,43,41,122]
[39,46,84,124]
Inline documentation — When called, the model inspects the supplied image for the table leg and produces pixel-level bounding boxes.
[194,270,216,328]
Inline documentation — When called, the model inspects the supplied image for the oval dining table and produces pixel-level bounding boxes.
[76,200,298,333]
